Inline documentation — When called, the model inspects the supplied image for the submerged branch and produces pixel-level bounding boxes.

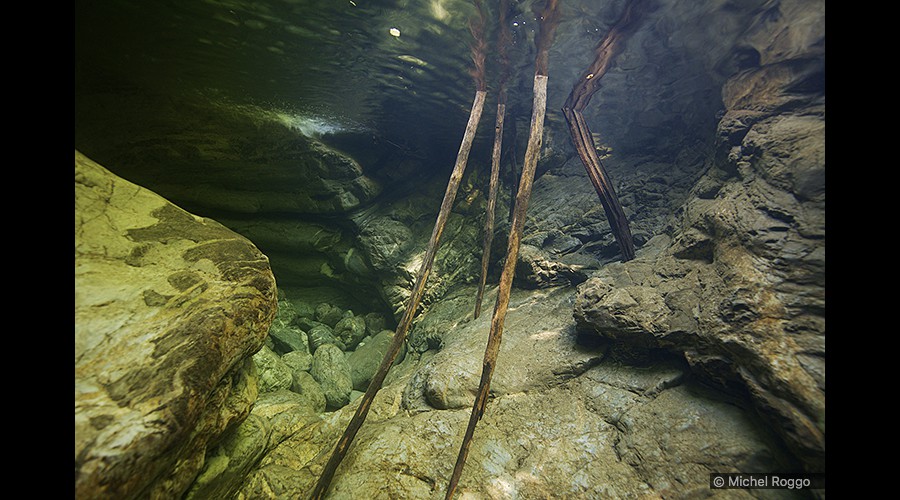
[469,0,488,91]
[474,0,513,319]
[310,90,487,500]
[449,1,561,496]
[474,101,505,319]
[561,0,653,262]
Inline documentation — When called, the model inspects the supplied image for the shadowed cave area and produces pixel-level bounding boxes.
[74,0,825,498]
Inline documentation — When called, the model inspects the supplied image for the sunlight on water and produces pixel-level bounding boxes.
[276,113,345,137]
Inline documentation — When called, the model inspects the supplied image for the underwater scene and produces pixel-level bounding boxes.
[74,0,825,498]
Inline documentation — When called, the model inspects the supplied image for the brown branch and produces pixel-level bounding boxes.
[561,0,652,262]
[508,120,518,223]
[469,0,488,91]
[448,1,561,495]
[474,100,505,319]
[309,90,487,500]
[474,0,513,320]
[565,0,651,111]
[562,107,635,260]
[533,0,561,76]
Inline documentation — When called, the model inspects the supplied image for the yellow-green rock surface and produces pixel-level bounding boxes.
[75,151,278,499]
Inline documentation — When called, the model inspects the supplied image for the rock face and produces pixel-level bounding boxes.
[74,151,278,499]
[573,0,826,472]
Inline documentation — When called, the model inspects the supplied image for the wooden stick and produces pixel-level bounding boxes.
[474,98,505,319]
[447,2,560,495]
[561,0,652,262]
[561,107,635,260]
[507,120,519,223]
[447,72,548,500]
[310,90,487,500]
[475,0,512,319]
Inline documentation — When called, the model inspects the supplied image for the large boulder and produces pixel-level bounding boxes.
[74,151,277,499]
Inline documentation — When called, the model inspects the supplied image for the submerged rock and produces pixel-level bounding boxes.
[315,303,344,328]
[74,151,277,499]
[273,298,298,326]
[364,312,387,337]
[267,322,309,355]
[347,330,400,391]
[310,344,354,409]
[291,371,327,414]
[307,323,345,352]
[515,243,588,289]
[404,286,604,412]
[573,12,826,470]
[252,345,293,393]
[251,389,322,444]
[356,216,414,273]
[184,413,270,500]
[333,315,368,350]
[291,299,316,319]
[281,350,313,374]
[233,285,799,499]
[186,389,322,499]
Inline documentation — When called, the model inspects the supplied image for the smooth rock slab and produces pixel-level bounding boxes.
[74,151,277,499]
[404,286,604,411]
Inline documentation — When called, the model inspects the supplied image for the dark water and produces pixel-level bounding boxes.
[76,0,736,163]
[77,0,521,159]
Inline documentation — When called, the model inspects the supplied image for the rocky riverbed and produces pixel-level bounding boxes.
[76,0,824,497]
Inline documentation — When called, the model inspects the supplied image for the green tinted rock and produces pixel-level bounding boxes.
[310,344,353,410]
